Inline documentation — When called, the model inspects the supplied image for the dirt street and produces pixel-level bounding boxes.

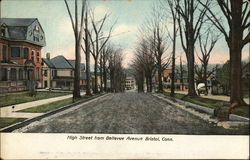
[15,92,249,134]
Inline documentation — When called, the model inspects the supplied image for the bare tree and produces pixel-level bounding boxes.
[64,0,86,98]
[81,8,92,96]
[162,0,179,97]
[88,12,115,93]
[197,29,220,94]
[179,56,184,91]
[108,48,125,92]
[198,0,250,106]
[176,0,210,96]
[133,38,156,92]
[131,57,145,93]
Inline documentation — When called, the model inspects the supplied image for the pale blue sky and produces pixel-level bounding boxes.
[1,0,249,66]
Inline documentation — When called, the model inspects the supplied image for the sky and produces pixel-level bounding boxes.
[1,0,249,67]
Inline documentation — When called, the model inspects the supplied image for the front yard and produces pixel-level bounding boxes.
[18,95,92,113]
[164,91,249,118]
[0,118,26,129]
[0,91,70,107]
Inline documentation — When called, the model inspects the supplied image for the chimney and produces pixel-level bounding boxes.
[46,52,50,60]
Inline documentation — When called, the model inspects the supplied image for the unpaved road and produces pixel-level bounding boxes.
[15,93,249,134]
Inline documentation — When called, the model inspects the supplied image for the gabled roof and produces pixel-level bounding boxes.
[0,18,46,46]
[67,60,85,70]
[42,58,55,68]
[44,55,85,70]
[1,18,37,26]
[50,56,73,69]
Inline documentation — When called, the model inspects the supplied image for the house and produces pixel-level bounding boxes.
[41,55,86,90]
[164,72,189,91]
[0,18,46,92]
[125,76,135,90]
[41,53,54,89]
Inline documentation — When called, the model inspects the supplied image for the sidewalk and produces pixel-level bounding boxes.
[0,92,85,118]
[174,91,249,105]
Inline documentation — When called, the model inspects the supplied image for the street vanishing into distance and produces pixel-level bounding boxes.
[15,92,249,135]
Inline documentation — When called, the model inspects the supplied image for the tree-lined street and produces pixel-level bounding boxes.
[15,92,248,134]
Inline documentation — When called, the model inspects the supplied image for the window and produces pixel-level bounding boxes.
[19,69,23,80]
[10,68,17,81]
[1,28,5,37]
[44,70,48,77]
[2,45,6,60]
[33,36,39,42]
[11,47,21,58]
[31,51,34,61]
[36,51,40,63]
[0,68,7,81]
[23,48,29,59]
[35,25,39,32]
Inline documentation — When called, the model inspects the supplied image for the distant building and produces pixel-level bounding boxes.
[164,72,189,91]
[41,55,86,90]
[0,18,46,92]
[125,77,135,90]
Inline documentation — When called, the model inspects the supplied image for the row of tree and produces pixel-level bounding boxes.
[131,0,249,107]
[64,0,125,98]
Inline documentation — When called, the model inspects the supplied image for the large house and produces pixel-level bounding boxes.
[0,18,46,92]
[125,76,135,90]
[164,72,189,91]
[42,55,86,90]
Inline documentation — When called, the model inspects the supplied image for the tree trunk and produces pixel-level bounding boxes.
[146,76,149,92]
[73,40,81,98]
[229,0,245,105]
[149,75,153,92]
[94,58,98,93]
[103,66,107,92]
[85,51,91,95]
[204,64,208,95]
[158,65,163,93]
[170,16,177,97]
[100,55,103,93]
[186,41,197,96]
[85,14,91,96]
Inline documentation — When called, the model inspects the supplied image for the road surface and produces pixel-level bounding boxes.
[15,92,249,134]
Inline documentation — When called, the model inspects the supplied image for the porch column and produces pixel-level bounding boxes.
[7,68,10,81]
[16,68,19,81]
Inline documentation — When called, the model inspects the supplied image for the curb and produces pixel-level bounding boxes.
[166,95,214,115]
[160,94,249,122]
[0,93,109,132]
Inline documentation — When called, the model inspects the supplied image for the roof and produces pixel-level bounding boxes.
[42,58,55,68]
[50,56,73,69]
[1,18,36,26]
[43,55,85,70]
[68,60,85,70]
[0,18,46,46]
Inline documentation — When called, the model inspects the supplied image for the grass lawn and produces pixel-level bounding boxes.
[0,91,70,107]
[164,91,249,118]
[0,118,26,129]
[18,95,92,113]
